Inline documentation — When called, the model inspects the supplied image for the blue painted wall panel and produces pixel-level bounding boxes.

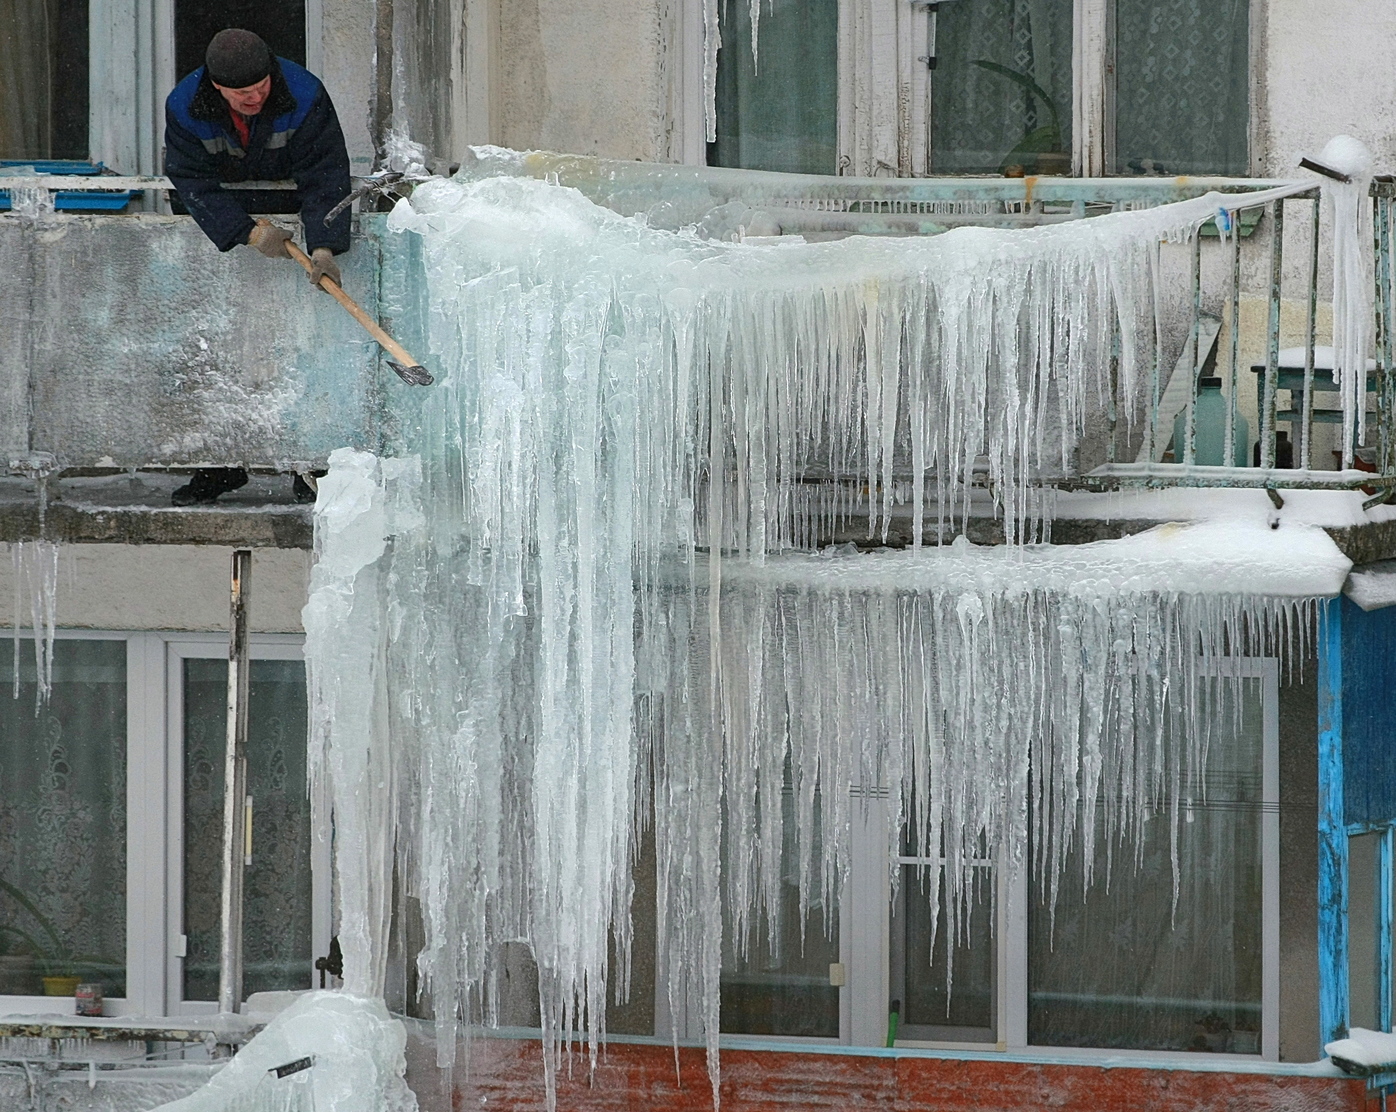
[1342,597,1396,829]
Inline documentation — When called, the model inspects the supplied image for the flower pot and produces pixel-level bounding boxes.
[42,975,81,997]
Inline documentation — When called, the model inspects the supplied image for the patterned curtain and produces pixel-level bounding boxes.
[1114,0,1249,175]
[931,0,1074,175]
[183,658,312,1002]
[709,0,840,176]
[0,640,127,997]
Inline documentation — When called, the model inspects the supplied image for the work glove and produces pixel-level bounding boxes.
[246,222,292,259]
[309,247,342,289]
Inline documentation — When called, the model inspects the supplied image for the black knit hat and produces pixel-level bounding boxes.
[205,29,273,89]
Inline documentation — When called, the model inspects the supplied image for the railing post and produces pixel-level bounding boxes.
[1377,192,1395,478]
[1303,198,1320,470]
[218,549,252,1015]
[1225,215,1242,468]
[1183,233,1202,465]
[1261,200,1285,470]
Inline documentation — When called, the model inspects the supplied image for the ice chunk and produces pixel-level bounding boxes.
[147,993,416,1112]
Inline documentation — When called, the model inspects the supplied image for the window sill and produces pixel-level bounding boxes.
[461,1023,1341,1077]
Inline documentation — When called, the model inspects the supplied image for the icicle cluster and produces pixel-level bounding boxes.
[10,540,59,708]
[1318,135,1376,465]
[303,170,1353,1109]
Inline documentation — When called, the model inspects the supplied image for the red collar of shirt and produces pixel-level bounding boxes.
[229,110,252,150]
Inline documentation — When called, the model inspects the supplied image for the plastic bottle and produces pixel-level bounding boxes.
[1173,377,1249,466]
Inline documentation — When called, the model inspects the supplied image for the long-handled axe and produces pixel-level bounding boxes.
[260,221,433,386]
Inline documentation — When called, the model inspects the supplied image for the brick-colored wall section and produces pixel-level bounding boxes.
[445,1039,1368,1112]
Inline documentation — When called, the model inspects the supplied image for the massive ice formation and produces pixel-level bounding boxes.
[149,993,416,1112]
[303,167,1353,1107]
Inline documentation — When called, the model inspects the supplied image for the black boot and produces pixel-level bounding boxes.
[171,468,249,506]
[292,473,318,504]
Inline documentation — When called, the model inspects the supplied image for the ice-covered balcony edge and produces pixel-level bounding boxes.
[468,149,1396,510]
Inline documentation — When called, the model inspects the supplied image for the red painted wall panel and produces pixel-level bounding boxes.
[432,1039,1368,1112]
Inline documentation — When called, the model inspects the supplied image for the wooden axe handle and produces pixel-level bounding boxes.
[256,222,430,383]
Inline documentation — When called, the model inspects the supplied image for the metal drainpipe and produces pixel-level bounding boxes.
[218,550,252,1015]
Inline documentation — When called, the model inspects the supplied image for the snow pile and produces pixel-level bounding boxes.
[1345,558,1396,611]
[1326,1027,1396,1074]
[300,169,1363,1106]
[148,993,415,1112]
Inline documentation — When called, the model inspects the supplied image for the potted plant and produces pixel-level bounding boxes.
[0,876,80,997]
[973,60,1071,177]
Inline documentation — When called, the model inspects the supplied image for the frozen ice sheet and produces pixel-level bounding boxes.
[301,160,1368,1109]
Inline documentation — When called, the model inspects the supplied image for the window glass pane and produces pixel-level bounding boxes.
[931,0,1073,175]
[721,787,839,1036]
[175,2,306,82]
[0,0,90,159]
[0,639,126,998]
[1113,0,1249,175]
[1029,677,1264,1052]
[1348,832,1381,1032]
[183,657,311,1002]
[896,865,996,1041]
[708,0,838,176]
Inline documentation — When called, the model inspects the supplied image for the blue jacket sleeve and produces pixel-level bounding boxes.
[163,109,257,253]
[289,88,352,254]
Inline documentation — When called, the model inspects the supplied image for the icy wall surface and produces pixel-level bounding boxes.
[305,171,1355,1106]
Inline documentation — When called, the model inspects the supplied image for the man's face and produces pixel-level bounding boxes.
[213,75,271,116]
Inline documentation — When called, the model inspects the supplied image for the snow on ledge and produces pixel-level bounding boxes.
[728,520,1352,601]
[1326,1027,1396,1075]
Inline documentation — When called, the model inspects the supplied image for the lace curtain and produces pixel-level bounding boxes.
[1114,0,1249,175]
[932,0,1074,175]
[0,640,127,997]
[183,658,312,1001]
[709,0,840,176]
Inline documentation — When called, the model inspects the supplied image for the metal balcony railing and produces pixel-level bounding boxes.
[7,156,1394,506]
[480,151,1396,508]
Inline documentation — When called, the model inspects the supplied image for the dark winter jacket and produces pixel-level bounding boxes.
[164,58,351,254]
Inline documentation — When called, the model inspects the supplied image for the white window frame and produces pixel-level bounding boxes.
[0,630,326,1021]
[675,0,1258,178]
[163,634,330,1018]
[87,0,326,178]
[725,657,1279,1060]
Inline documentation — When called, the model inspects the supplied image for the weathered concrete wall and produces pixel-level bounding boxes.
[0,213,394,470]
[1255,0,1396,177]
[494,0,669,160]
[319,0,380,174]
[0,543,311,632]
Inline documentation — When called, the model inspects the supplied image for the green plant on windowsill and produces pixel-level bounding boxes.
[0,876,83,996]
[972,59,1070,176]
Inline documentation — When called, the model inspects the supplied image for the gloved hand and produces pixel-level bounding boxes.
[246,222,292,258]
[309,247,342,289]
